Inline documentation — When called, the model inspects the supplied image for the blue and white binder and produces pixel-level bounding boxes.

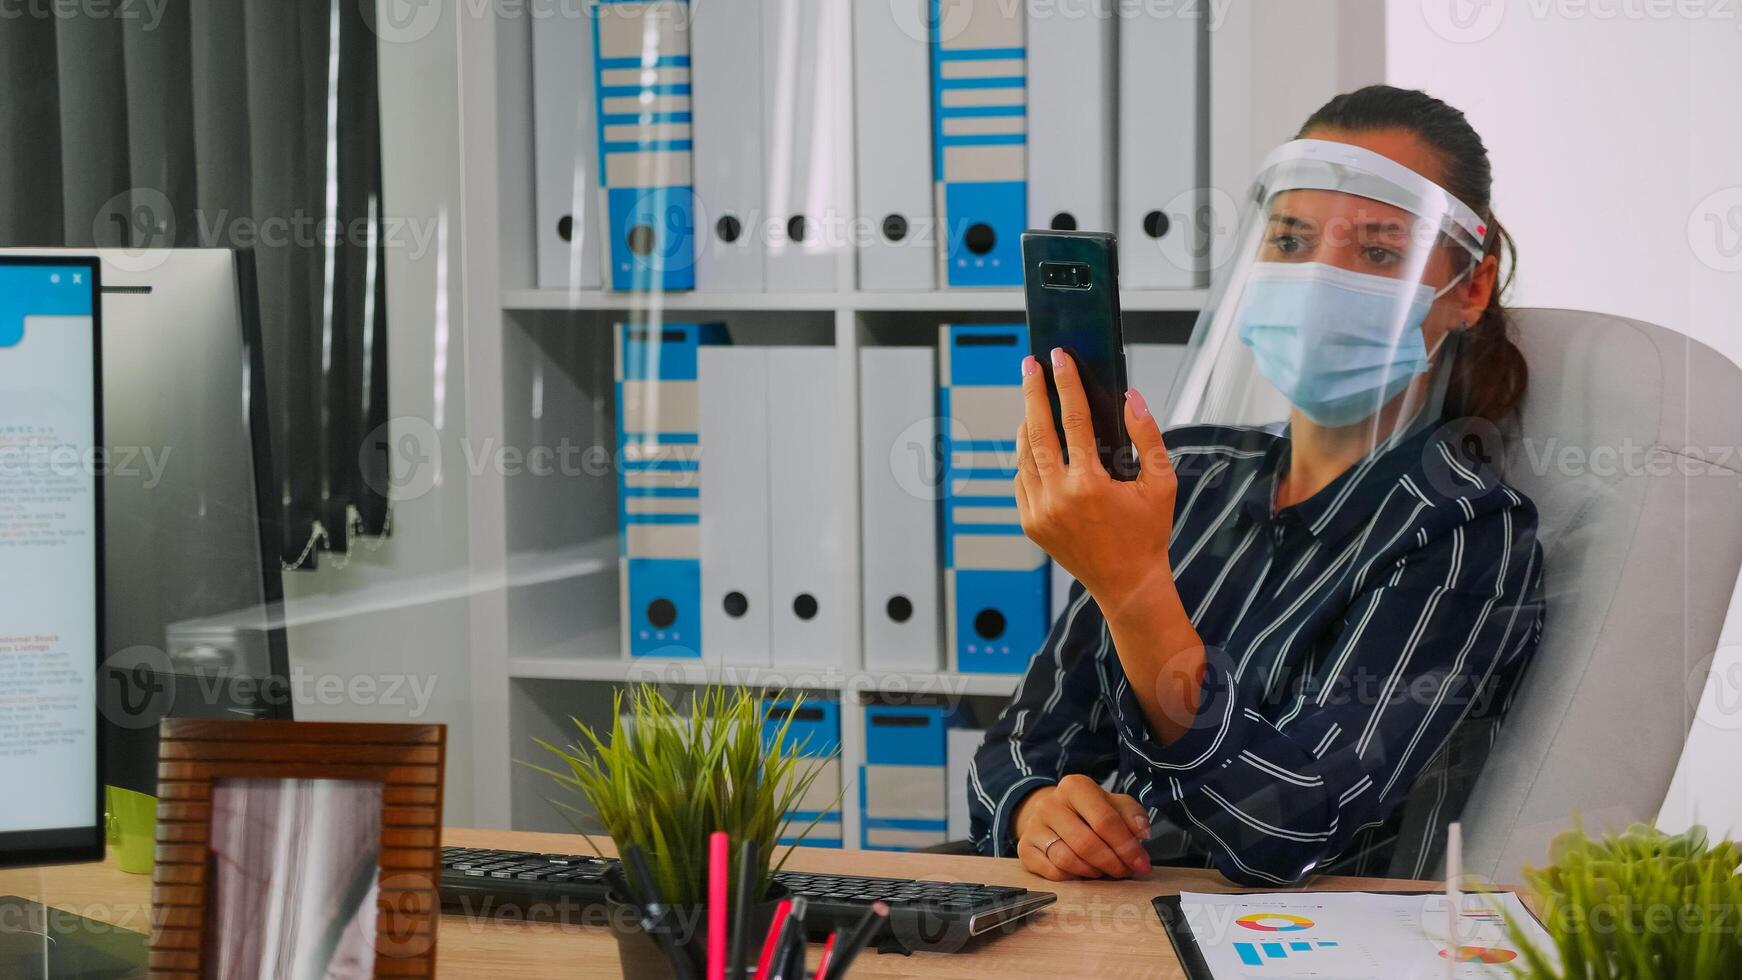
[761,0,851,292]
[1026,0,1113,234]
[698,346,772,666]
[930,0,1027,287]
[852,0,937,290]
[1116,0,1203,288]
[859,347,942,672]
[689,0,764,291]
[590,0,697,291]
[939,324,1050,674]
[615,322,727,658]
[860,703,950,851]
[767,346,854,669]
[765,698,843,848]
[533,6,604,289]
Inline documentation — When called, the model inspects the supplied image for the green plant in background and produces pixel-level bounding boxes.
[527,685,833,909]
[1500,823,1742,978]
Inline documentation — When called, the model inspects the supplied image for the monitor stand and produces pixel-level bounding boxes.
[0,897,147,980]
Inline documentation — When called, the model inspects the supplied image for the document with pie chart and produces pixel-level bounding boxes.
[1169,890,1559,979]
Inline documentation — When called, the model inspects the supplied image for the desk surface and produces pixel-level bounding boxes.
[2,827,1444,978]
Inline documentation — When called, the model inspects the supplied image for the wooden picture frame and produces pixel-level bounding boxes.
[147,719,446,978]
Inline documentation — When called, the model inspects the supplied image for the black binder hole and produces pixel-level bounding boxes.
[646,598,677,629]
[1142,210,1170,239]
[973,608,1006,640]
[1050,212,1078,231]
[715,214,742,243]
[787,215,810,243]
[882,213,909,243]
[722,591,749,618]
[886,595,913,623]
[556,214,573,242]
[627,223,657,256]
[963,222,996,255]
[793,593,819,621]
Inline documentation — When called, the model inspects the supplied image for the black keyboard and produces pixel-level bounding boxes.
[438,846,1057,954]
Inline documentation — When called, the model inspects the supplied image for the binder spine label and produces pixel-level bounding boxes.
[930,0,1027,287]
[940,324,1050,674]
[591,0,698,291]
[615,323,726,657]
[765,699,843,847]
[860,704,949,850]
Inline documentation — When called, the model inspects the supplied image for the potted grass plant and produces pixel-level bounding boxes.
[529,685,835,978]
[1499,823,1742,978]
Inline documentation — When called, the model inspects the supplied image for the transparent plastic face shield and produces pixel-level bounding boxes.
[1167,139,1489,442]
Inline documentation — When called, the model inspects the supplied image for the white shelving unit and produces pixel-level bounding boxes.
[501,288,1211,313]
[442,3,1383,836]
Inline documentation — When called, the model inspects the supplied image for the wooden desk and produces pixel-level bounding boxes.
[1,827,1442,978]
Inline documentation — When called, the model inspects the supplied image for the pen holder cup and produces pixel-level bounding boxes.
[608,884,791,980]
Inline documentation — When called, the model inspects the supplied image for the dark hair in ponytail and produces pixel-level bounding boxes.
[1297,85,1527,427]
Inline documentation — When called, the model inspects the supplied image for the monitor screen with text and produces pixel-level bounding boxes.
[0,257,103,865]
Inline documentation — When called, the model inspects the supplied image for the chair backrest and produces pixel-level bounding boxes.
[1459,308,1742,883]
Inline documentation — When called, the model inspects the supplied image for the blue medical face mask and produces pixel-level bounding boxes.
[1234,261,1467,427]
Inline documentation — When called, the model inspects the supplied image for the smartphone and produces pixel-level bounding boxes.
[1020,230,1135,480]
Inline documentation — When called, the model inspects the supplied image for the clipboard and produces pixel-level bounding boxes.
[1152,891,1550,980]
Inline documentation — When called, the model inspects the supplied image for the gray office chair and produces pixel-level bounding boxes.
[1458,308,1742,884]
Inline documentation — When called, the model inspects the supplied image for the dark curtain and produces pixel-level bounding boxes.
[0,0,391,569]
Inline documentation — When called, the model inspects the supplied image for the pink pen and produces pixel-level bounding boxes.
[708,831,729,980]
[754,898,793,980]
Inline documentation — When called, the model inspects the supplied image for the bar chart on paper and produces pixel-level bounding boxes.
[1171,890,1556,979]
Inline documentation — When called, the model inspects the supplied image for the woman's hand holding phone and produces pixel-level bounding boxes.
[1017,347,1213,766]
[1012,775,1153,881]
[1015,348,1176,615]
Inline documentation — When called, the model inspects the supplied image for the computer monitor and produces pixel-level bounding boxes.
[95,249,293,794]
[0,255,105,867]
[1,248,291,806]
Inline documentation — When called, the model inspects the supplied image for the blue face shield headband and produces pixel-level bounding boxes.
[1233,261,1471,428]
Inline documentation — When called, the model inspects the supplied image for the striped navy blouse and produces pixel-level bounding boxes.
[968,422,1545,885]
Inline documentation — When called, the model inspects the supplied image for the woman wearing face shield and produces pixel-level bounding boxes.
[968,86,1545,887]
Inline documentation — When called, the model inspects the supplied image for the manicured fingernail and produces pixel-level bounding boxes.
[1050,347,1065,369]
[1126,388,1150,419]
[1020,355,1039,379]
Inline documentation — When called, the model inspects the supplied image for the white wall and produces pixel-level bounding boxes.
[1388,3,1742,833]
[1387,3,1742,368]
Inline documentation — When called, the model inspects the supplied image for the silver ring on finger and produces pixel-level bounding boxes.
[1039,835,1063,859]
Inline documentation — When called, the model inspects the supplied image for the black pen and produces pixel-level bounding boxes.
[625,843,700,980]
[815,900,888,978]
[766,895,807,980]
[729,839,759,980]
